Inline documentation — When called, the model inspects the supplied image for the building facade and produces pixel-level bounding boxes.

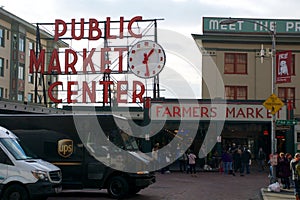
[192,17,300,154]
[0,8,67,105]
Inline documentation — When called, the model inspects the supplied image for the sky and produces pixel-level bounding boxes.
[2,0,300,101]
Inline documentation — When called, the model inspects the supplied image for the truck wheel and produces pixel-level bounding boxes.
[2,184,29,200]
[107,176,129,199]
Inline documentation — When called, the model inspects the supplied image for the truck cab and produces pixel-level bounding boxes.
[0,126,62,200]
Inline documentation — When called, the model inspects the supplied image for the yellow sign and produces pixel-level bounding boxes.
[263,94,284,115]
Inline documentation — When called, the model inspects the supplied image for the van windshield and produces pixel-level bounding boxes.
[0,138,33,160]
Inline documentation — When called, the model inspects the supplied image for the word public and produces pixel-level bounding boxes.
[30,16,146,104]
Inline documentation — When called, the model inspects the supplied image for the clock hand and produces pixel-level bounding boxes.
[142,53,150,76]
[147,48,154,58]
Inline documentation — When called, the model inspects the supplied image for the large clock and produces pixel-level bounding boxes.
[128,40,166,79]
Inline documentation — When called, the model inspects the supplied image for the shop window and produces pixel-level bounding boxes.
[224,53,247,74]
[225,86,247,100]
[278,87,295,108]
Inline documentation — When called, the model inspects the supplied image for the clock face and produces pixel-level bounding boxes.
[128,40,166,79]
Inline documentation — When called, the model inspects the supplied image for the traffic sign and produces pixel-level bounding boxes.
[263,94,284,115]
[276,119,298,126]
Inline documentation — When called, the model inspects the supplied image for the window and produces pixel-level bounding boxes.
[0,28,4,47]
[224,53,247,74]
[27,93,33,102]
[19,36,25,52]
[18,65,24,80]
[17,92,24,101]
[0,58,4,76]
[278,87,295,107]
[225,86,247,100]
[28,68,33,83]
[0,87,3,98]
[28,41,34,56]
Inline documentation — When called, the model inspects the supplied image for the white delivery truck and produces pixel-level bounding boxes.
[0,126,62,200]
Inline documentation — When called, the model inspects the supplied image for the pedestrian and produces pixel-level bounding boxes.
[241,148,251,176]
[257,147,266,172]
[277,152,291,189]
[151,143,159,171]
[178,150,188,172]
[233,148,243,175]
[221,149,233,175]
[290,153,300,200]
[188,150,197,177]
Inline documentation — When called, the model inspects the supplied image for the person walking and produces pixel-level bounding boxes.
[188,150,197,177]
[290,153,300,200]
[277,152,291,189]
[241,147,251,176]
[257,147,266,172]
[233,148,243,175]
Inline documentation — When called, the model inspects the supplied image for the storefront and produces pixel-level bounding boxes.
[141,98,293,163]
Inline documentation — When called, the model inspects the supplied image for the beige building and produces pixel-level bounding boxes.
[0,8,67,105]
[193,17,300,119]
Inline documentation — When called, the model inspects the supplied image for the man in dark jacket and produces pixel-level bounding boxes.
[241,148,251,176]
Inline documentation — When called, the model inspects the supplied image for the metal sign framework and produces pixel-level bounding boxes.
[34,17,164,107]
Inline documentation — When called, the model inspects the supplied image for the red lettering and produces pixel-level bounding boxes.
[116,81,128,103]
[246,108,254,118]
[71,18,84,40]
[236,108,246,118]
[67,81,78,103]
[155,105,163,117]
[83,48,96,73]
[99,80,113,103]
[128,16,142,38]
[105,17,117,39]
[65,49,78,74]
[192,107,199,117]
[29,49,45,74]
[226,107,235,118]
[173,106,181,117]
[132,81,145,103]
[163,107,172,117]
[114,47,128,72]
[256,108,264,118]
[82,81,96,103]
[201,107,209,117]
[89,18,102,40]
[48,82,62,103]
[182,107,192,117]
[54,19,67,41]
[101,47,111,72]
[210,107,217,118]
[119,16,124,39]
[48,49,62,74]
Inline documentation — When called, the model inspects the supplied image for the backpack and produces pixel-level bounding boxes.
[295,162,300,177]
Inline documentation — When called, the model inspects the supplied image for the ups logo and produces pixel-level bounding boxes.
[58,139,73,158]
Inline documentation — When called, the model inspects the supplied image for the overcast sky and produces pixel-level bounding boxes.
[2,0,300,100]
[3,0,300,36]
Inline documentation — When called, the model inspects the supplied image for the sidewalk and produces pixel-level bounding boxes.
[261,187,294,200]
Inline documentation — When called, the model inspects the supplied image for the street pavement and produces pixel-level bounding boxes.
[48,162,297,200]
[261,186,295,200]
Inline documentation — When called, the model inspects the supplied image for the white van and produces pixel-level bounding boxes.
[0,126,62,200]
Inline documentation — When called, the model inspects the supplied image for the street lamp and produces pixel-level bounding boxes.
[220,18,277,181]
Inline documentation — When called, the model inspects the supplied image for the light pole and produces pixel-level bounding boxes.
[220,18,277,181]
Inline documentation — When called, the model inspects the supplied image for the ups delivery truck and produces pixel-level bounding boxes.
[0,114,155,199]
